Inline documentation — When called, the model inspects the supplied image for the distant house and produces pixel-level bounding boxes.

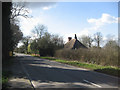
[64,34,87,49]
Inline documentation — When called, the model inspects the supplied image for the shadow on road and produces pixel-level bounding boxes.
[94,68,119,78]
[8,55,119,88]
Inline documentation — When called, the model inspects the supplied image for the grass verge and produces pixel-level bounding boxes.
[2,71,12,88]
[32,55,120,77]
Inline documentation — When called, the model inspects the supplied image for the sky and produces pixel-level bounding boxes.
[17,1,118,47]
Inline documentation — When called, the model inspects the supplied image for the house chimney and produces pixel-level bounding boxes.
[75,34,77,40]
[68,37,72,41]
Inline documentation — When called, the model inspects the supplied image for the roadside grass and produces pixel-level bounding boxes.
[55,60,120,77]
[31,55,120,77]
[39,56,56,60]
[2,71,12,88]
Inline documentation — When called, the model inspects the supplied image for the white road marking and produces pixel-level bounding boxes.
[83,79,102,88]
[19,60,35,90]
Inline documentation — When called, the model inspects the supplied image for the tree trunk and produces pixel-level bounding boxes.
[2,2,12,61]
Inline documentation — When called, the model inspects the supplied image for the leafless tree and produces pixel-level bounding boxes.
[32,24,47,39]
[88,35,93,48]
[51,34,64,47]
[104,40,118,49]
[94,32,103,48]
[79,35,93,48]
[11,2,30,20]
[79,35,89,47]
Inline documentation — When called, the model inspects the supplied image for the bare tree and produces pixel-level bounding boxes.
[11,2,30,20]
[32,24,47,39]
[88,35,94,48]
[79,35,93,48]
[105,40,118,49]
[51,34,64,48]
[79,35,89,47]
[94,32,103,48]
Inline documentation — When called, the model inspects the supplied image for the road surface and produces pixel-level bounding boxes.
[14,53,119,89]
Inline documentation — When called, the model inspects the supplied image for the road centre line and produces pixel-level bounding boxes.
[83,79,102,88]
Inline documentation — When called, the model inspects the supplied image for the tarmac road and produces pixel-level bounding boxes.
[15,53,119,89]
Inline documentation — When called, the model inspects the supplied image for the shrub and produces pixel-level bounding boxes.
[55,47,118,66]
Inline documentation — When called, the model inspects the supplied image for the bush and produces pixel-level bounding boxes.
[55,47,118,66]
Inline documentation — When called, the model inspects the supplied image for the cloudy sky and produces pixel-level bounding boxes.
[18,1,118,46]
